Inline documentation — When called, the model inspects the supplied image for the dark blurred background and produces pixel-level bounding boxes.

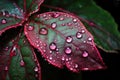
[38,0,120,80]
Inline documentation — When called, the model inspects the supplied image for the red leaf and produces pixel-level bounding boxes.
[24,12,106,72]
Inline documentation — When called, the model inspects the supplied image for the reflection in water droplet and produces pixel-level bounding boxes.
[49,42,57,50]
[34,67,39,72]
[76,32,82,39]
[66,36,73,43]
[65,47,72,55]
[51,22,57,29]
[1,19,7,24]
[28,25,34,31]
[39,28,48,35]
[82,51,88,57]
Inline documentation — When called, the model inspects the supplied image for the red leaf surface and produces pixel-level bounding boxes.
[24,12,106,72]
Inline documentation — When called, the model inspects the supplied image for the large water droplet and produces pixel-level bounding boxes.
[65,47,72,55]
[49,42,57,50]
[51,22,57,29]
[82,51,88,57]
[34,67,39,72]
[76,32,82,39]
[28,25,34,31]
[1,19,7,24]
[66,36,73,43]
[39,28,48,35]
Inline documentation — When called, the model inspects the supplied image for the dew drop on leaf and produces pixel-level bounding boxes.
[27,25,34,31]
[65,47,72,55]
[34,67,39,72]
[39,28,48,35]
[74,64,79,68]
[51,22,57,29]
[20,60,25,67]
[1,19,7,24]
[66,36,73,43]
[49,42,57,50]
[88,37,92,41]
[73,18,77,23]
[82,51,89,57]
[76,32,82,39]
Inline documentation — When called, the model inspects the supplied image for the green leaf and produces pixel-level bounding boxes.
[0,0,44,35]
[44,0,120,52]
[24,12,106,72]
[0,33,41,80]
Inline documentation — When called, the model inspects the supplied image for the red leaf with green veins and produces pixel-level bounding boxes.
[0,0,44,35]
[24,12,106,72]
[0,34,41,80]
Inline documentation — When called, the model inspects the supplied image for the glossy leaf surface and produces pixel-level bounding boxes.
[44,0,120,52]
[24,12,106,72]
[0,34,41,80]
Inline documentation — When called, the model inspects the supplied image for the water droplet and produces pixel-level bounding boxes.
[49,42,57,50]
[67,22,72,26]
[34,67,39,72]
[65,47,72,55]
[1,19,7,24]
[49,56,52,60]
[51,22,57,29]
[82,51,88,57]
[39,28,48,35]
[73,18,77,23]
[28,25,34,31]
[88,37,92,41]
[20,60,25,67]
[59,17,64,21]
[81,29,85,33]
[4,66,8,71]
[66,36,73,43]
[74,64,78,68]
[76,32,82,39]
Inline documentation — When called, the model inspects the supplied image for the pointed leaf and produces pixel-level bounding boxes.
[0,34,41,80]
[44,0,120,52]
[24,12,106,72]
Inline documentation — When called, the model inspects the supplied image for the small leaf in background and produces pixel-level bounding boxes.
[24,12,106,72]
[0,33,41,80]
[43,0,120,52]
[0,0,44,35]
